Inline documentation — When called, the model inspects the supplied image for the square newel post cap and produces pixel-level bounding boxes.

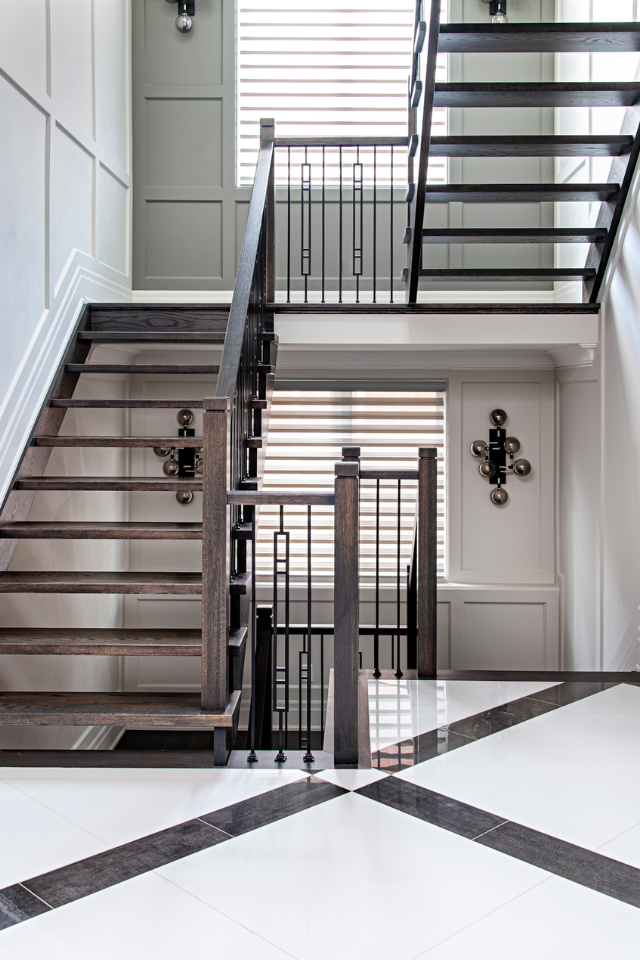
[260,118,275,142]
[342,446,361,461]
[419,447,438,459]
[335,462,359,477]
[203,397,231,412]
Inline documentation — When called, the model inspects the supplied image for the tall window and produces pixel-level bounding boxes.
[256,386,446,583]
[237,0,447,185]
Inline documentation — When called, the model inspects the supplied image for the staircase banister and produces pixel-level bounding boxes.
[215,119,275,400]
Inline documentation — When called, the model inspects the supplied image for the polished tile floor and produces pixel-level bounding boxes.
[1,680,640,958]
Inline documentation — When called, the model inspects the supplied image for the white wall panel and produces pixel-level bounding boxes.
[49,0,93,136]
[50,124,93,294]
[0,0,48,91]
[97,165,129,275]
[94,0,129,171]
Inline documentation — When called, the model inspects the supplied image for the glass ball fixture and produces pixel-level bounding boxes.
[513,458,531,477]
[470,439,488,458]
[176,490,194,505]
[504,436,520,455]
[490,408,507,427]
[177,408,194,427]
[163,457,180,477]
[491,487,508,505]
[479,460,497,479]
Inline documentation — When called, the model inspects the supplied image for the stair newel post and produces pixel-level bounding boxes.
[417,446,437,678]
[202,397,232,715]
[261,117,276,304]
[333,460,360,767]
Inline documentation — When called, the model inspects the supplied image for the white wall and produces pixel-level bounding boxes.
[0,1,132,747]
[0,0,132,507]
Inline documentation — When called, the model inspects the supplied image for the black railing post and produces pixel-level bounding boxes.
[417,446,437,678]
[262,118,276,304]
[334,460,360,766]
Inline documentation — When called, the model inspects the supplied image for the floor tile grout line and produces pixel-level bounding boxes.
[0,778,112,849]
[195,817,234,839]
[471,820,509,842]
[524,718,640,759]
[17,883,53,911]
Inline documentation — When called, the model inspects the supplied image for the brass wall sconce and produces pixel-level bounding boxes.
[470,408,531,506]
[153,409,202,505]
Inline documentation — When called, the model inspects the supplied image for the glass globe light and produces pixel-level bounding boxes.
[153,446,172,458]
[504,436,520,455]
[176,490,194,504]
[195,457,204,476]
[177,408,194,426]
[491,487,508,505]
[163,458,180,477]
[479,460,496,479]
[176,11,193,30]
[470,439,488,458]
[513,458,531,477]
[490,408,507,427]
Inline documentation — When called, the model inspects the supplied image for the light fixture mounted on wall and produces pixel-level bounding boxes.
[153,409,202,505]
[166,0,195,32]
[481,0,508,23]
[470,409,531,506]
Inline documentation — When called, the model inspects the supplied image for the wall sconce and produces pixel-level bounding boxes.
[166,0,195,32]
[481,0,508,23]
[470,408,531,506]
[153,409,203,505]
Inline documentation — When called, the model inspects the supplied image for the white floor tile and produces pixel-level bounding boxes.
[314,768,388,790]
[0,779,107,889]
[421,876,640,959]
[530,682,640,756]
[0,871,294,960]
[396,719,640,850]
[597,821,640,868]
[157,791,550,960]
[368,679,561,751]
[2,767,306,848]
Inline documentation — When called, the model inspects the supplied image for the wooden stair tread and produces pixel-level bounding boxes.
[424,184,619,203]
[77,332,226,342]
[0,522,203,540]
[51,399,209,409]
[229,570,250,594]
[433,81,640,108]
[429,135,632,157]
[16,477,204,491]
[88,307,228,333]
[268,302,600,314]
[0,629,203,656]
[0,572,203,594]
[0,690,240,727]
[33,437,204,447]
[0,750,220,768]
[65,364,220,374]
[438,23,640,54]
[422,228,608,244]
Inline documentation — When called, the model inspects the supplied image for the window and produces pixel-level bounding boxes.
[256,384,446,583]
[237,0,447,185]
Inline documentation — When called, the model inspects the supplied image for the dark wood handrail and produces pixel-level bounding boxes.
[274,136,409,148]
[227,490,335,505]
[216,124,274,400]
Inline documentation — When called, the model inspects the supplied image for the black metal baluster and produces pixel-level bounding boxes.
[353,147,363,304]
[320,632,325,738]
[339,145,343,303]
[287,147,291,303]
[373,145,377,304]
[247,520,258,762]
[304,505,314,761]
[322,146,326,303]
[396,479,403,679]
[390,145,394,304]
[273,505,290,762]
[301,147,311,303]
[374,479,380,678]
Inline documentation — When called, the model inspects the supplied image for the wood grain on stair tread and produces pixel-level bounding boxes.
[16,477,204,491]
[433,82,640,108]
[0,750,220,768]
[418,268,595,280]
[438,23,640,54]
[0,629,203,656]
[51,399,208,409]
[89,309,228,332]
[0,522,203,540]
[422,228,608,244]
[429,135,633,157]
[0,690,241,727]
[65,364,220,374]
[0,572,203,594]
[424,183,619,203]
[77,332,226,342]
[33,437,204,447]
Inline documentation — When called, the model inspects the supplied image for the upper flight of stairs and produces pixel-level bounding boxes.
[404,15,640,303]
[0,301,266,757]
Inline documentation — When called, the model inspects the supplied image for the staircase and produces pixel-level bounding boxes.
[405,8,640,303]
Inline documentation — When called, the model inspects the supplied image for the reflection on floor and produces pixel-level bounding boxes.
[2,680,640,958]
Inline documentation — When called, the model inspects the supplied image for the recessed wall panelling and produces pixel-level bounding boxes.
[94,0,129,171]
[50,126,93,293]
[50,0,93,135]
[144,0,222,86]
[97,165,129,275]
[0,76,47,376]
[460,380,549,579]
[145,200,222,279]
[0,0,48,91]
[146,99,222,187]
[461,602,546,670]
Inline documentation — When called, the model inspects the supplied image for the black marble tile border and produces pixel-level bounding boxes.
[358,777,640,910]
[371,681,620,773]
[0,776,346,931]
